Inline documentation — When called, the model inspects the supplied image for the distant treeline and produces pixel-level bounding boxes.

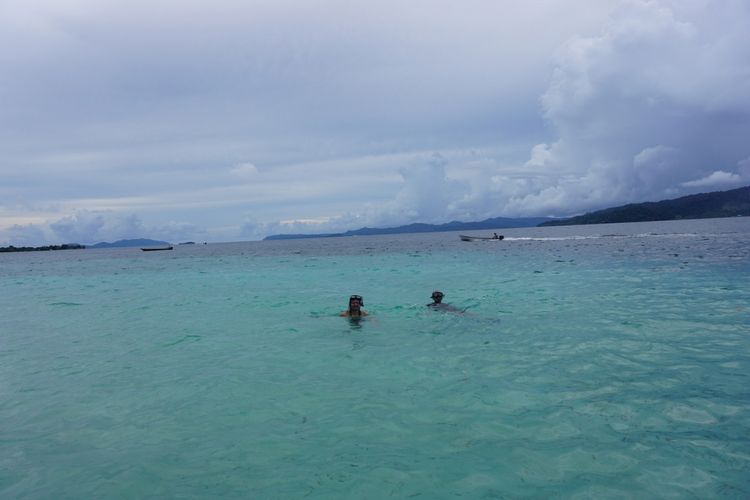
[0,243,85,253]
[540,185,750,226]
[264,216,552,240]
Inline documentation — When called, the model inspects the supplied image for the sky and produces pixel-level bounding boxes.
[1,0,749,245]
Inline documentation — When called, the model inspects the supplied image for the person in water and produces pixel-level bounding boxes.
[428,290,445,306]
[341,294,368,317]
[427,290,464,313]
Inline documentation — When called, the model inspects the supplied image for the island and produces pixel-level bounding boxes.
[90,238,171,248]
[264,216,553,240]
[0,243,85,253]
[539,185,750,226]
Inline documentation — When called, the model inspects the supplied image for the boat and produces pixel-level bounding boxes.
[141,246,173,251]
[459,234,504,242]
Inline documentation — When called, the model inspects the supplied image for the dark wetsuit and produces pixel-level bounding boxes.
[427,302,464,313]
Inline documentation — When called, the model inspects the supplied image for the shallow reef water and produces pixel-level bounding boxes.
[1,218,749,498]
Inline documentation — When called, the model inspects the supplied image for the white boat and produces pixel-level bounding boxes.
[459,234,504,242]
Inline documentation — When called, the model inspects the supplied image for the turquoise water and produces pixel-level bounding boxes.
[2,218,750,498]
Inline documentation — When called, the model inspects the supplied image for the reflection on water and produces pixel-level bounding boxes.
[347,316,364,330]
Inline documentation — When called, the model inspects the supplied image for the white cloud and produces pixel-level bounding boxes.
[526,144,556,169]
[682,170,743,188]
[383,153,469,224]
[0,224,49,247]
[240,216,354,240]
[229,162,259,180]
[49,212,143,243]
[0,210,206,245]
[504,0,750,215]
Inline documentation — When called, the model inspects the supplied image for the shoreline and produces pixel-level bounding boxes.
[0,243,85,253]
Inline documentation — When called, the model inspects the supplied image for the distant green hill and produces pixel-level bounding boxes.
[264,216,553,240]
[91,238,170,248]
[540,185,750,226]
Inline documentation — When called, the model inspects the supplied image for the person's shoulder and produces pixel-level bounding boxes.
[340,311,368,317]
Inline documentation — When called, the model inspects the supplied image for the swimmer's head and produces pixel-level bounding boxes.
[431,290,444,303]
[349,295,363,310]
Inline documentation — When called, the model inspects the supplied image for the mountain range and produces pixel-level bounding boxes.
[540,185,750,226]
[264,217,553,240]
[265,185,749,240]
[90,238,171,248]
[19,187,743,247]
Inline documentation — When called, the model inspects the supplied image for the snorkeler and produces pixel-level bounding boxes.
[340,294,368,317]
[428,290,445,306]
[427,290,464,313]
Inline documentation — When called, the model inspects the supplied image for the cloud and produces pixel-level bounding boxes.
[380,153,469,224]
[0,224,49,247]
[682,170,743,188]
[153,221,207,243]
[264,0,750,228]
[632,145,682,192]
[1,0,748,242]
[738,157,750,178]
[504,0,750,215]
[1,1,621,242]
[229,162,259,180]
[240,218,339,240]
[0,210,207,245]
[49,212,144,243]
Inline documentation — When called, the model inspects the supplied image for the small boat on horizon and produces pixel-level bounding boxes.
[459,234,504,242]
[141,246,174,252]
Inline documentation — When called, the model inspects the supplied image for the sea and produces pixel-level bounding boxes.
[2,217,749,499]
